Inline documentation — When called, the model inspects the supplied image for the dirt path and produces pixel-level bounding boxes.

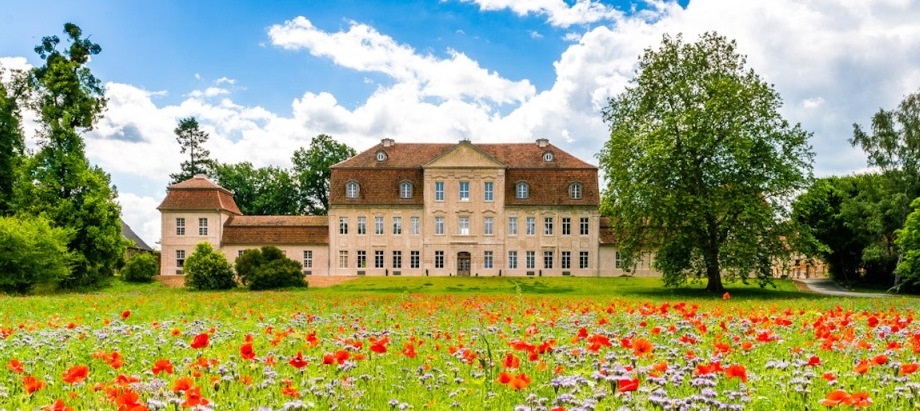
[794,278,892,298]
[154,276,358,288]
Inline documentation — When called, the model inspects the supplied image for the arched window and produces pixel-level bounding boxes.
[400,181,413,199]
[516,182,529,199]
[346,181,359,199]
[569,183,582,200]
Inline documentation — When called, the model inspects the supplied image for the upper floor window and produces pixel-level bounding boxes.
[484,182,494,201]
[339,217,348,235]
[458,216,470,235]
[435,217,445,235]
[357,216,367,235]
[375,150,387,162]
[516,182,529,199]
[526,217,535,236]
[544,217,553,235]
[484,217,494,235]
[410,216,420,235]
[459,181,470,201]
[580,217,590,235]
[400,181,413,199]
[508,217,518,235]
[393,216,402,235]
[346,181,359,199]
[375,216,384,235]
[435,181,444,201]
[569,183,583,200]
[176,218,185,236]
[198,218,208,236]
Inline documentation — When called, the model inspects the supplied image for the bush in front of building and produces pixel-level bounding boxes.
[184,242,237,290]
[0,216,72,294]
[121,253,159,283]
[235,246,307,290]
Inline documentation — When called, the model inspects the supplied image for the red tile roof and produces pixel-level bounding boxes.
[599,217,616,245]
[158,175,243,215]
[222,216,328,245]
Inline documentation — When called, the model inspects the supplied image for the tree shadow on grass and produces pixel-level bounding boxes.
[627,286,828,301]
[509,280,575,295]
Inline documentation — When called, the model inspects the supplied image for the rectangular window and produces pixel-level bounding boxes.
[508,217,518,235]
[580,251,589,269]
[238,250,246,257]
[580,217,589,235]
[339,250,348,268]
[484,217,493,235]
[526,217,535,236]
[410,251,420,268]
[198,218,208,236]
[544,217,553,235]
[615,251,621,269]
[375,217,384,235]
[176,250,186,267]
[435,251,444,269]
[435,217,444,235]
[392,251,402,269]
[484,251,493,269]
[459,216,470,235]
[410,216,420,235]
[357,250,367,268]
[374,250,384,268]
[526,251,535,269]
[357,216,367,235]
[176,218,185,236]
[561,251,571,269]
[393,216,402,235]
[562,217,571,235]
[435,181,444,201]
[484,181,494,201]
[544,251,554,269]
[339,217,348,235]
[508,251,518,269]
[459,181,470,201]
[303,250,313,269]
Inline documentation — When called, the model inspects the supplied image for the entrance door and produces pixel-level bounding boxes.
[457,252,471,276]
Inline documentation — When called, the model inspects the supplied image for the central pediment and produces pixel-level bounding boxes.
[424,141,506,169]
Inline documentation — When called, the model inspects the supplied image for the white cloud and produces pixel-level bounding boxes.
[215,77,236,85]
[459,0,623,28]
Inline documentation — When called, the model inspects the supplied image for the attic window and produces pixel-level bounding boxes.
[543,151,554,162]
[400,181,413,199]
[346,181,360,199]
[516,182,529,199]
[375,150,388,162]
[569,182,583,200]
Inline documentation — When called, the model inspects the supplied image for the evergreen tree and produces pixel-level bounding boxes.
[170,117,213,184]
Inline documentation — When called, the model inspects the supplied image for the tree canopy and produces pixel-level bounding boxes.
[292,134,356,215]
[170,117,213,184]
[599,32,813,293]
[211,162,299,215]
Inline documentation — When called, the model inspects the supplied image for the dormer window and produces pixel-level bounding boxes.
[400,181,413,199]
[516,182,529,199]
[569,182,582,200]
[346,181,360,199]
[375,150,387,162]
[543,151,554,162]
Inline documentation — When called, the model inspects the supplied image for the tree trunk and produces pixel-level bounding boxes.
[704,248,725,293]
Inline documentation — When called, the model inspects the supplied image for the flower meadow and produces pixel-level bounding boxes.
[1,280,919,410]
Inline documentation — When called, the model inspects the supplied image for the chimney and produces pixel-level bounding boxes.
[193,174,208,179]
[536,138,549,148]
[381,138,395,147]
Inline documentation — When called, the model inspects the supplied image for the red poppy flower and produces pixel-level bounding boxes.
[871,354,888,365]
[854,359,870,374]
[617,377,640,393]
[114,388,146,411]
[46,399,74,411]
[631,338,654,357]
[152,359,173,375]
[240,343,256,360]
[115,374,140,385]
[281,380,300,398]
[503,353,521,369]
[190,333,209,349]
[62,365,89,384]
[289,351,308,369]
[172,377,194,392]
[23,375,45,394]
[182,386,209,408]
[901,363,919,375]
[121,310,131,320]
[724,364,748,383]
[402,343,417,359]
[722,292,730,300]
[7,358,24,373]
[820,390,850,407]
[806,356,821,367]
[370,336,389,354]
[846,391,871,407]
[822,372,836,382]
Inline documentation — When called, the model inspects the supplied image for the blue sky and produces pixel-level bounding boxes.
[2,0,919,247]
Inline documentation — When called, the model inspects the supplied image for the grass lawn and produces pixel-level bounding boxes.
[1,277,918,410]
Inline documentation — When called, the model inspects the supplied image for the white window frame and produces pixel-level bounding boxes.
[459,181,470,201]
[526,251,535,269]
[508,251,517,269]
[176,250,186,267]
[339,250,348,268]
[435,251,444,269]
[580,251,589,269]
[400,182,413,199]
[526,217,535,236]
[346,181,359,199]
[484,181,494,201]
[410,251,420,268]
[393,216,402,235]
[198,218,208,236]
[176,218,185,236]
[516,182,528,199]
[375,216,384,235]
[410,216,420,235]
[508,217,517,235]
[357,216,367,235]
[357,250,367,268]
[435,217,444,235]
[484,251,493,269]
[484,217,493,235]
[435,181,444,201]
[544,251,554,269]
[374,250,384,268]
[580,217,590,235]
[544,217,553,235]
[458,216,470,235]
[569,183,582,200]
[303,250,313,269]
[392,250,402,269]
[562,217,571,235]
[561,251,571,269]
[339,217,348,235]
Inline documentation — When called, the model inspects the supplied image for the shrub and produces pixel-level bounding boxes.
[235,246,307,290]
[0,216,72,294]
[184,242,236,290]
[121,253,158,283]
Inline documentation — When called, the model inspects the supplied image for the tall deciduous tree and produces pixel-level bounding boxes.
[0,77,26,215]
[170,117,213,184]
[599,32,813,293]
[20,23,126,288]
[292,134,355,215]
[211,162,299,215]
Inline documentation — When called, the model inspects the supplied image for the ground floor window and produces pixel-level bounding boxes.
[484,251,493,269]
[375,250,384,268]
[176,250,186,268]
[338,251,348,268]
[615,251,621,268]
[543,251,553,269]
[410,251,420,268]
[435,251,444,269]
[357,250,367,268]
[508,251,517,269]
[303,250,312,269]
[561,251,571,269]
[579,251,589,269]
[526,251,535,269]
[392,251,402,269]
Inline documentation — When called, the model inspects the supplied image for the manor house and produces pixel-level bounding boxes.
[158,138,656,277]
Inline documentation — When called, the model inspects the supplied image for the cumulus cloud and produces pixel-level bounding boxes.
[459,0,623,28]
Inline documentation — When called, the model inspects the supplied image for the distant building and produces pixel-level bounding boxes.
[158,139,658,277]
[122,220,154,258]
